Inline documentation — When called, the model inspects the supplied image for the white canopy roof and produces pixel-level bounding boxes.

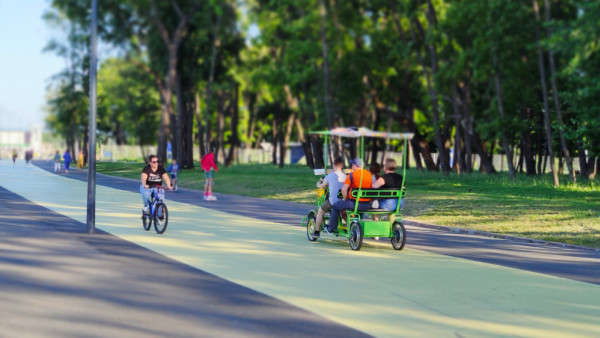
[310,127,414,140]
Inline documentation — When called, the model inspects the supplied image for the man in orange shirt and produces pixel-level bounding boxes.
[327,158,372,233]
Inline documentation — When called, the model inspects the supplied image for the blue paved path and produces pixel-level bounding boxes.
[1,159,599,337]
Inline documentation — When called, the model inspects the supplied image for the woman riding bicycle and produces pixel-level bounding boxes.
[141,154,172,216]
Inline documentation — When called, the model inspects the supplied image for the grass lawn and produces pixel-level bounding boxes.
[97,161,600,248]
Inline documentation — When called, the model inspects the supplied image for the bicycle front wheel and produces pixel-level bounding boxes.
[153,202,169,234]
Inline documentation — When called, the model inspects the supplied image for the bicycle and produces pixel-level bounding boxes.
[142,186,169,234]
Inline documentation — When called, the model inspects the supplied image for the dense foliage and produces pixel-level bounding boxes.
[44,0,599,184]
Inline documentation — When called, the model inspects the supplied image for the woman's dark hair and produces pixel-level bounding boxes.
[369,162,381,179]
[148,154,159,163]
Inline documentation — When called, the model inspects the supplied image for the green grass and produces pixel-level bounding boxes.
[97,161,600,248]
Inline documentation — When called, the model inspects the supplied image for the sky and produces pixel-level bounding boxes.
[0,0,64,131]
[0,1,256,133]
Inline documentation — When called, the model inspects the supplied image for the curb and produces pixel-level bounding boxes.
[404,219,600,252]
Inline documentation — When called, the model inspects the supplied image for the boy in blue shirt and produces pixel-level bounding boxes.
[166,159,181,192]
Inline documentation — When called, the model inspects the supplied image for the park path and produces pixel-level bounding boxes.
[1,160,600,337]
[32,160,600,286]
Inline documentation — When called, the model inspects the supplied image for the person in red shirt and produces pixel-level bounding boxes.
[201,148,219,201]
[327,158,372,233]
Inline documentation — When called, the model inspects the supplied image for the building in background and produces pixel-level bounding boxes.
[0,125,43,160]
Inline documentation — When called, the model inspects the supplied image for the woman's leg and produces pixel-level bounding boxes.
[207,178,213,196]
[140,185,151,207]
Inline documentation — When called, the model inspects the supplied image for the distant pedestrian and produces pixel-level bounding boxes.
[77,150,84,170]
[53,150,61,173]
[12,149,17,164]
[63,150,72,174]
[25,150,32,164]
[166,158,181,192]
[201,148,218,201]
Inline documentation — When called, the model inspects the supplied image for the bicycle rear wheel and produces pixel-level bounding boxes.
[153,202,169,234]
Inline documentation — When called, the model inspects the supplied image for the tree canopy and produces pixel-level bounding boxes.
[44,0,600,183]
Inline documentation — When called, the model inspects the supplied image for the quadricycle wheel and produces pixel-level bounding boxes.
[391,221,406,250]
[349,221,363,250]
[306,211,318,242]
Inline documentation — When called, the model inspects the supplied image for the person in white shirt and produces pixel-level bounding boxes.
[313,158,347,238]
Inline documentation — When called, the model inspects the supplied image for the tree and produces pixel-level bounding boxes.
[532,0,558,186]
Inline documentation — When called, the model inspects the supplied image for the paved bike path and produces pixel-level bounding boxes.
[2,160,600,337]
[0,185,365,337]
[33,160,600,286]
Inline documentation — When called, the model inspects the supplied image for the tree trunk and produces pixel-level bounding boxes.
[451,83,463,175]
[410,17,444,173]
[216,91,226,163]
[425,1,449,175]
[310,134,325,169]
[194,92,205,160]
[522,109,536,175]
[272,111,279,165]
[318,0,334,129]
[158,46,176,164]
[174,73,183,165]
[517,144,524,173]
[150,0,195,164]
[280,112,295,169]
[472,131,496,173]
[186,91,195,167]
[492,52,516,180]
[225,83,239,167]
[204,14,222,154]
[578,146,597,180]
[543,0,575,183]
[369,109,382,165]
[533,0,559,187]
[243,91,257,149]
[397,115,436,171]
[459,78,474,173]
[157,94,171,163]
[295,115,314,169]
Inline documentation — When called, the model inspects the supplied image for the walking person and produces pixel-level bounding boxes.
[77,150,85,170]
[53,150,61,173]
[12,149,17,164]
[201,148,218,201]
[166,159,181,192]
[63,149,72,174]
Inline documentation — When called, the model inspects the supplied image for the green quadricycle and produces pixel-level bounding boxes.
[302,127,414,251]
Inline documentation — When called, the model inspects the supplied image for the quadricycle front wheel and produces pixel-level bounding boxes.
[306,211,318,242]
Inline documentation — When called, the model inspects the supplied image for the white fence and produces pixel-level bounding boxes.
[97,144,299,165]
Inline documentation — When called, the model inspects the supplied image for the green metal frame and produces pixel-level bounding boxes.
[304,128,414,239]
